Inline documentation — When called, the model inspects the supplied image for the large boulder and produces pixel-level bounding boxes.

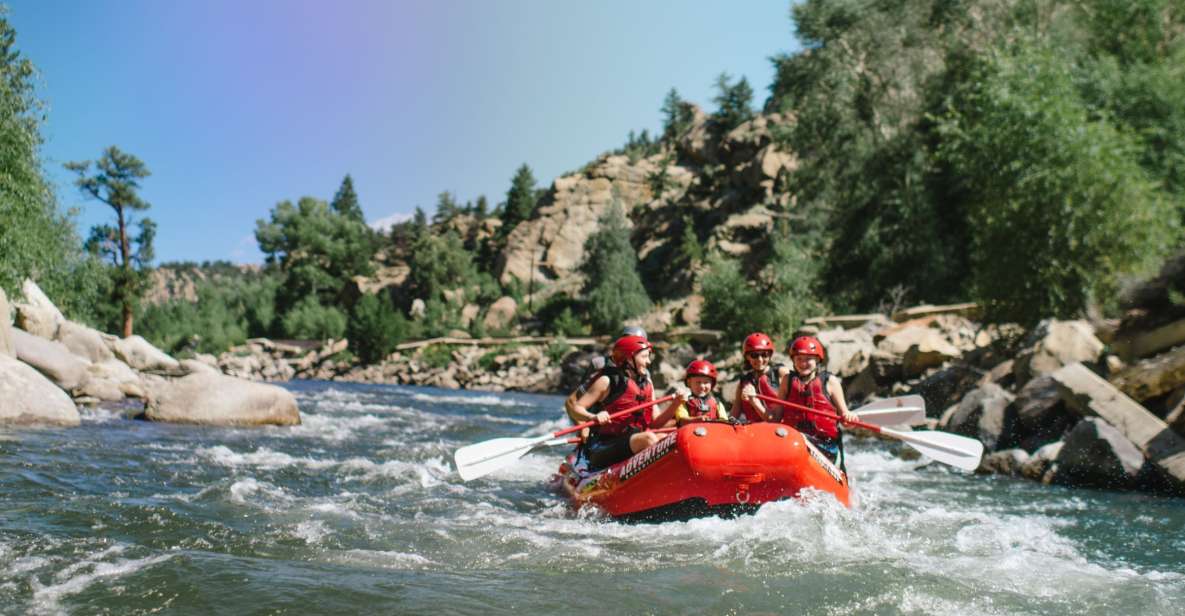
[0,354,80,426]
[1010,375,1077,452]
[55,321,115,363]
[1014,320,1104,386]
[82,359,146,400]
[939,383,1015,451]
[13,279,66,339]
[11,328,90,391]
[0,287,13,358]
[1048,418,1146,490]
[109,335,181,374]
[1109,345,1185,403]
[876,325,961,378]
[1051,362,1185,494]
[145,372,301,426]
[909,363,984,419]
[482,296,518,332]
[816,327,874,377]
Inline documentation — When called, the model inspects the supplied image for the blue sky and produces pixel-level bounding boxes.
[6,0,800,264]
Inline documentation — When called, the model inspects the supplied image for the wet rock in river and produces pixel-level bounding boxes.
[145,371,300,426]
[0,354,80,427]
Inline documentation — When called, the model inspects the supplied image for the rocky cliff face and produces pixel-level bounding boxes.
[492,108,797,318]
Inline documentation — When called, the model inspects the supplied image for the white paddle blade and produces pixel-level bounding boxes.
[854,395,927,426]
[854,405,926,427]
[454,436,549,481]
[883,427,984,472]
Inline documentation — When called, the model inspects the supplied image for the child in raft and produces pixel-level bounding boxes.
[650,359,729,427]
[734,332,790,423]
[777,335,859,463]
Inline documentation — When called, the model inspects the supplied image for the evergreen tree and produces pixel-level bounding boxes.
[474,194,489,220]
[661,87,696,141]
[498,164,538,239]
[255,195,375,317]
[406,230,481,304]
[412,207,428,232]
[711,73,754,133]
[330,174,364,222]
[677,214,704,266]
[433,191,460,224]
[580,203,651,333]
[65,146,155,337]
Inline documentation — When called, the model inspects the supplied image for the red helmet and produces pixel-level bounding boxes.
[684,359,718,384]
[788,335,825,361]
[743,333,774,355]
[611,335,652,366]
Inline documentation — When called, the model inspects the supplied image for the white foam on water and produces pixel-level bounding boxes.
[197,445,336,470]
[78,407,127,424]
[228,478,292,505]
[23,543,173,615]
[410,392,524,407]
[292,520,331,545]
[288,413,391,443]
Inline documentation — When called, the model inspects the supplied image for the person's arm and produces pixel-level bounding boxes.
[733,377,769,421]
[650,386,690,428]
[827,376,858,424]
[565,376,612,424]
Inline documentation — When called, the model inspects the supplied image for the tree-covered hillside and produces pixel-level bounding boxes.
[4,1,1183,363]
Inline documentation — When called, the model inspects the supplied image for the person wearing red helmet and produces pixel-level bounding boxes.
[733,332,790,423]
[565,335,665,470]
[778,335,858,463]
[651,359,729,427]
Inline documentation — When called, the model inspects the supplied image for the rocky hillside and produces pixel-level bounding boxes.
[354,106,796,333]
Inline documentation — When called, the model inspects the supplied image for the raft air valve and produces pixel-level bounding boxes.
[693,427,708,437]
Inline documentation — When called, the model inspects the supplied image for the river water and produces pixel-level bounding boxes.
[1,380,1183,615]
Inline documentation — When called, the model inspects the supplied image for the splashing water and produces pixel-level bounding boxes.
[1,381,1183,614]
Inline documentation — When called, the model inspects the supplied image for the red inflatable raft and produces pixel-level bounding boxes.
[555,421,850,522]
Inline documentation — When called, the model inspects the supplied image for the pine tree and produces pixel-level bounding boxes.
[498,164,538,239]
[330,174,364,222]
[661,87,695,141]
[712,73,754,133]
[65,146,155,337]
[580,203,652,333]
[433,191,460,224]
[474,195,489,220]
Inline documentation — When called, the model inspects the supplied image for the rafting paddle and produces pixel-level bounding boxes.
[754,394,983,471]
[852,395,926,427]
[454,395,675,481]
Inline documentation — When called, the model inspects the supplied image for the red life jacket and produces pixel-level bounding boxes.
[783,370,839,439]
[590,367,654,437]
[738,367,780,423]
[684,395,721,420]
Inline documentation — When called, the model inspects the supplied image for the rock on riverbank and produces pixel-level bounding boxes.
[0,279,301,428]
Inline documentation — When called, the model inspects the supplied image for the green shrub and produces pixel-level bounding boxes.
[580,203,651,334]
[420,344,454,369]
[347,293,408,364]
[545,338,574,364]
[937,42,1178,324]
[281,296,348,340]
[700,253,763,341]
